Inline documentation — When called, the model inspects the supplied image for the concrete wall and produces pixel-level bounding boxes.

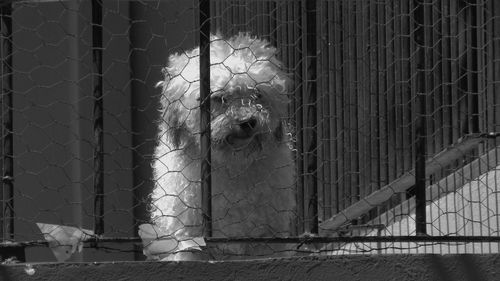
[1,255,500,281]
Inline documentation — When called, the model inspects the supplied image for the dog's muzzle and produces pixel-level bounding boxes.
[225,117,258,148]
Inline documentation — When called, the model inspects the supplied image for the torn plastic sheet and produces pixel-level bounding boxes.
[36,223,94,262]
[138,224,206,260]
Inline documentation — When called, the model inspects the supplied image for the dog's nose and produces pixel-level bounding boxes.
[239,118,257,135]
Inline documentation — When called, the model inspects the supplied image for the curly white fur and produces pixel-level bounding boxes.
[151,33,296,258]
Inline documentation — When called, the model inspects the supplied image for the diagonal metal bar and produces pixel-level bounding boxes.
[320,133,500,231]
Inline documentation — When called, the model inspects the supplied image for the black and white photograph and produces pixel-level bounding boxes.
[0,0,499,280]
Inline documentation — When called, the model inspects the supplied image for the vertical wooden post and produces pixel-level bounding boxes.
[92,0,104,236]
[0,3,14,241]
[199,0,212,238]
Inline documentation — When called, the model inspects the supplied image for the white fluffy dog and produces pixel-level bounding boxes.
[151,33,296,259]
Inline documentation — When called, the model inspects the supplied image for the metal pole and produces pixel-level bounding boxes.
[92,0,104,236]
[0,3,14,241]
[129,1,151,260]
[414,0,427,236]
[199,0,212,238]
[302,0,318,234]
[67,0,84,261]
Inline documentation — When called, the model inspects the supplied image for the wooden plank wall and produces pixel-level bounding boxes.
[209,0,500,229]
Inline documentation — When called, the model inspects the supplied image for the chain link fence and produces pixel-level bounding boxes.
[0,0,499,262]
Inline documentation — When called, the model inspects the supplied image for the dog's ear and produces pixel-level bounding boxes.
[273,121,285,142]
[163,106,189,149]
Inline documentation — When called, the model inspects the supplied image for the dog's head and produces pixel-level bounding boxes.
[157,33,291,156]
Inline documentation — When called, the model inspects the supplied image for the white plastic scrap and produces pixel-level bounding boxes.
[138,224,206,260]
[24,264,35,276]
[36,223,94,262]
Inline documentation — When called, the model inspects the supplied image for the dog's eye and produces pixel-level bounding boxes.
[211,96,225,104]
[251,91,263,100]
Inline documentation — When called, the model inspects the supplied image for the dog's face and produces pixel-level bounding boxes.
[158,34,290,157]
[207,84,286,154]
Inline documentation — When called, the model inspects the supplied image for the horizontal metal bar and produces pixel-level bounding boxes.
[4,0,198,4]
[0,237,143,248]
[208,236,500,244]
[5,235,500,248]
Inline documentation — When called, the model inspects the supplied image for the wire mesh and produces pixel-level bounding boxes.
[316,0,500,254]
[0,0,498,262]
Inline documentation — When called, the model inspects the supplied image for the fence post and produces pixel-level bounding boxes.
[414,0,427,236]
[92,0,104,236]
[67,0,84,261]
[199,0,212,238]
[301,0,319,234]
[0,3,14,241]
[129,1,153,260]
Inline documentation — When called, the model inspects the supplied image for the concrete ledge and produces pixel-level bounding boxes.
[1,254,499,281]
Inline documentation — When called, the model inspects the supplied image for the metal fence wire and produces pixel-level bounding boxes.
[0,0,499,262]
